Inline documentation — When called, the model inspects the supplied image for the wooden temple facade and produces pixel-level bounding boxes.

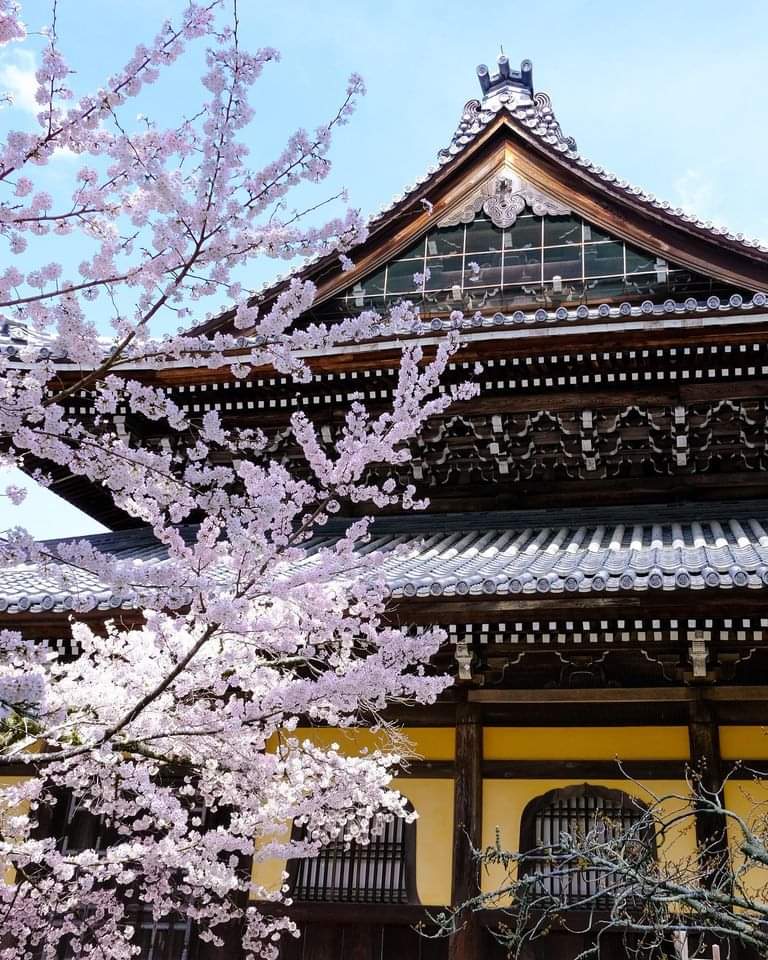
[4,56,768,959]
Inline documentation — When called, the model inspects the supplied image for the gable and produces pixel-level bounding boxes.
[199,59,767,338]
[315,167,754,323]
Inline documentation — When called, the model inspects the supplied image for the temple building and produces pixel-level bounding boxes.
[4,56,768,959]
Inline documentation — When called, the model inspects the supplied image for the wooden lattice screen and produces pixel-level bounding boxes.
[129,913,195,960]
[46,790,204,959]
[522,784,648,906]
[290,816,416,903]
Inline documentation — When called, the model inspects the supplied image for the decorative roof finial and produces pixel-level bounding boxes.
[476,56,533,99]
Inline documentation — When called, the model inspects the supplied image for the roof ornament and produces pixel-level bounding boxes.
[476,55,534,100]
[439,55,577,163]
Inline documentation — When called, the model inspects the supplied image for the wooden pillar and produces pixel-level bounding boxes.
[448,701,483,960]
[688,694,729,882]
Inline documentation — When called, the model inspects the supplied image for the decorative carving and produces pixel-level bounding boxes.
[462,98,481,122]
[688,630,710,680]
[438,170,570,229]
[454,639,474,681]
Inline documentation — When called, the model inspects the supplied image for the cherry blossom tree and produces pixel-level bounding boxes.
[0,2,474,956]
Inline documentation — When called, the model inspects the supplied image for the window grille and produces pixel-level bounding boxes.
[330,212,748,316]
[290,815,416,903]
[521,785,650,907]
[31,914,195,960]
[56,790,114,853]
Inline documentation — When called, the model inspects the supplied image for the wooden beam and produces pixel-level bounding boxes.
[397,760,455,779]
[258,902,432,926]
[446,378,768,418]
[468,686,768,705]
[448,702,483,960]
[403,757,766,781]
[402,589,768,624]
[688,692,729,883]
[482,759,687,780]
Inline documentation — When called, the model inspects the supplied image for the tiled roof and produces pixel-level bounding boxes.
[0,527,194,615]
[373,516,768,598]
[4,504,768,616]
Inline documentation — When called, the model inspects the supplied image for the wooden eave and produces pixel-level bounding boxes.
[29,108,768,524]
[395,588,768,626]
[8,585,768,637]
[44,305,768,391]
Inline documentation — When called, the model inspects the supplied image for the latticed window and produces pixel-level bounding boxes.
[32,914,195,960]
[53,789,115,853]
[289,814,417,903]
[328,212,749,317]
[520,785,652,907]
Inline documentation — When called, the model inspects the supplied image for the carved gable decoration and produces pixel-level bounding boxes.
[438,170,571,230]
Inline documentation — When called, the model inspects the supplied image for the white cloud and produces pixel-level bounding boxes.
[673,168,716,219]
[52,145,77,161]
[0,49,37,114]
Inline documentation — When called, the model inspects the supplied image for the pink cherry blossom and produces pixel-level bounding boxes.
[0,3,477,958]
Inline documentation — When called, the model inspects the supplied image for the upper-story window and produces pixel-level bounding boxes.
[519,784,653,907]
[329,212,748,317]
[289,811,418,904]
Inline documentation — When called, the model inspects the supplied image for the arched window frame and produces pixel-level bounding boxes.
[519,783,656,908]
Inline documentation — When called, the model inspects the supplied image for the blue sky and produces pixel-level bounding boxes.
[2,0,767,539]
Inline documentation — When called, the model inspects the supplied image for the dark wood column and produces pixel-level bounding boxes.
[687,693,729,880]
[448,701,483,960]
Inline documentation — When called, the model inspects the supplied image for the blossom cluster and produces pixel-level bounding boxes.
[0,3,475,958]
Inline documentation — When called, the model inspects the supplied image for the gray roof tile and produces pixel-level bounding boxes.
[3,505,768,615]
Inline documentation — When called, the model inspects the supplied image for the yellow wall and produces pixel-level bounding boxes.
[250,778,454,906]
[482,779,698,901]
[724,780,768,897]
[397,779,453,905]
[250,822,292,899]
[286,726,455,761]
[484,726,690,761]
[720,726,768,760]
